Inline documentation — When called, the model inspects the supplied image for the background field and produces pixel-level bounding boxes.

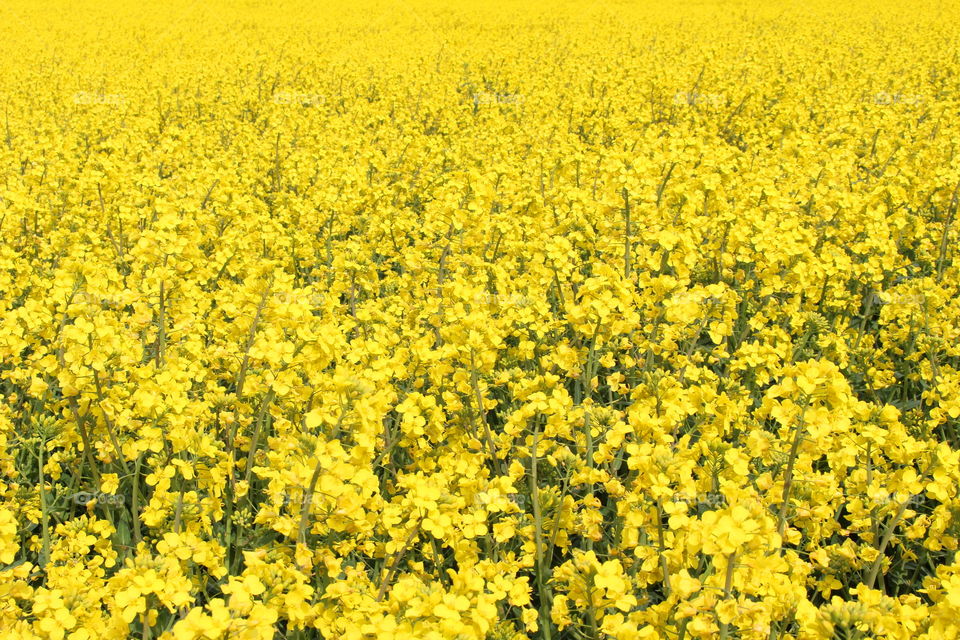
[1,1,960,638]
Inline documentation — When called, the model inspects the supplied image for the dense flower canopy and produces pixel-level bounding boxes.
[1,0,960,638]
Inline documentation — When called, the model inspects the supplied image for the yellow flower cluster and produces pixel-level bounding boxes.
[2,0,960,638]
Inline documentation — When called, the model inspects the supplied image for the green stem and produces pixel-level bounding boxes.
[718,552,737,640]
[530,416,554,640]
[656,498,671,596]
[38,439,50,567]
[242,390,277,491]
[776,403,808,540]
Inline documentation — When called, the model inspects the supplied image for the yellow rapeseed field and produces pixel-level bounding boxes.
[2,0,960,638]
